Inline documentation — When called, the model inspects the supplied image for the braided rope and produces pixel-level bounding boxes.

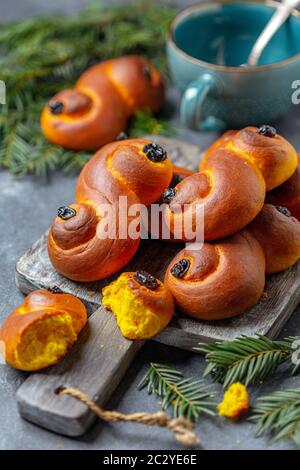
[58,386,200,447]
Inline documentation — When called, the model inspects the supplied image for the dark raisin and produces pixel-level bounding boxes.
[49,100,64,115]
[276,206,291,217]
[133,270,158,290]
[57,206,77,220]
[258,125,277,137]
[143,143,167,162]
[170,258,190,278]
[116,131,128,141]
[49,286,63,294]
[142,66,152,81]
[170,174,183,187]
[162,188,176,204]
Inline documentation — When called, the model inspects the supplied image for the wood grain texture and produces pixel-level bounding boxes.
[15,135,300,436]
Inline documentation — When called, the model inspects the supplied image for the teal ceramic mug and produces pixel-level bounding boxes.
[166,0,300,131]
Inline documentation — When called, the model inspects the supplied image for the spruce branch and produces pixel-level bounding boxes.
[0,2,175,176]
[138,363,216,422]
[195,334,300,388]
[128,111,174,138]
[249,388,300,446]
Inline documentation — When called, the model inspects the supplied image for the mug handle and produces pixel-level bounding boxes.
[180,73,226,132]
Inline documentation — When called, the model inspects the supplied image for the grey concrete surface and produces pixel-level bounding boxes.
[0,0,300,451]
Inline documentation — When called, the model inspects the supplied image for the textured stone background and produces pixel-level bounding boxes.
[0,0,299,450]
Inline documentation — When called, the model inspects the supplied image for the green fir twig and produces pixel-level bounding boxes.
[138,363,216,422]
[195,334,300,388]
[0,2,175,176]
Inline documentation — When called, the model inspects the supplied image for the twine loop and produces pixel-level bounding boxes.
[58,386,200,447]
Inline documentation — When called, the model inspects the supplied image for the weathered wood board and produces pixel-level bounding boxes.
[15,135,300,436]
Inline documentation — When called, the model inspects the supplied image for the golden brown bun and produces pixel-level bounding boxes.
[203,126,297,190]
[0,289,87,371]
[48,139,173,282]
[266,157,300,221]
[102,271,174,340]
[165,231,265,321]
[165,148,266,241]
[163,126,297,242]
[41,55,164,151]
[247,204,300,273]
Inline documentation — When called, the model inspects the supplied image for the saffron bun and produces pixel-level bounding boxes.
[247,204,300,273]
[102,271,174,340]
[266,157,300,221]
[202,127,297,190]
[41,55,164,151]
[163,126,297,242]
[48,139,173,282]
[165,231,266,321]
[0,289,87,371]
[165,203,300,321]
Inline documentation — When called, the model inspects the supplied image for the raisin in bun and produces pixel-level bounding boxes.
[48,139,173,282]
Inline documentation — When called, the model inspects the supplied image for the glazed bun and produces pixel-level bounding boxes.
[247,204,300,273]
[164,148,266,241]
[48,139,173,282]
[96,55,164,116]
[266,157,300,221]
[163,126,297,242]
[203,126,297,190]
[165,231,265,321]
[41,55,164,151]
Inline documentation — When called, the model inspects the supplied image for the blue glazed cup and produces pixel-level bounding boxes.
[166,0,300,131]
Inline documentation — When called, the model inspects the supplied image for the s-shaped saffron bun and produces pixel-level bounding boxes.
[163,126,297,242]
[247,204,300,273]
[102,271,174,340]
[0,290,87,371]
[165,231,265,321]
[41,55,164,151]
[202,126,298,190]
[266,157,300,221]
[48,139,173,282]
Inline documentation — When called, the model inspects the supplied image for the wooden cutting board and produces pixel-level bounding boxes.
[15,136,300,437]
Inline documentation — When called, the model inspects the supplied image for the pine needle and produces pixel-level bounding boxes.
[138,363,216,422]
[0,2,175,176]
[249,388,300,446]
[195,334,300,388]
